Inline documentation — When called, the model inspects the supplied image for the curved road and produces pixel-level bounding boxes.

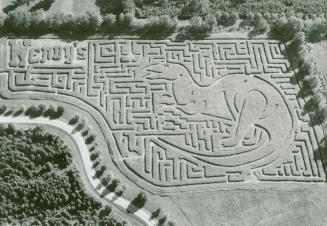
[0,116,156,226]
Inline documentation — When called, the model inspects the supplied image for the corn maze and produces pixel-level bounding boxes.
[0,38,325,192]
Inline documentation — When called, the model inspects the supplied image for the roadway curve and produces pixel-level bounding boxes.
[0,116,156,226]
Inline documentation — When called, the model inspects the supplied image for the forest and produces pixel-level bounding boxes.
[0,124,124,225]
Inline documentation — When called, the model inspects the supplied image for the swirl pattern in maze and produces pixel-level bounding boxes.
[0,39,325,190]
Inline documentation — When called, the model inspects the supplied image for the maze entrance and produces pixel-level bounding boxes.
[0,39,325,191]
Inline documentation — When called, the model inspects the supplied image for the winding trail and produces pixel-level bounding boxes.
[0,116,156,226]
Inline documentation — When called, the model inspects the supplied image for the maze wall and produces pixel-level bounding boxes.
[0,39,325,191]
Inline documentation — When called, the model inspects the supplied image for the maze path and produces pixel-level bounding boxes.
[0,39,325,191]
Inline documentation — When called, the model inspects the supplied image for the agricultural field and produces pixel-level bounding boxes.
[0,36,327,225]
[1,0,327,226]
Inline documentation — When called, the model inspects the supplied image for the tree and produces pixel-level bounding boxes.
[189,16,209,33]
[101,13,116,32]
[68,114,80,125]
[286,32,306,66]
[253,14,268,34]
[73,12,102,35]
[204,14,217,31]
[307,21,327,43]
[96,0,135,15]
[150,208,161,220]
[304,94,321,113]
[158,213,168,225]
[299,76,318,97]
[270,16,303,42]
[131,192,147,208]
[0,125,123,225]
[50,106,64,119]
[296,60,313,81]
[138,15,178,39]
[218,12,238,27]
[180,0,210,19]
[311,106,327,126]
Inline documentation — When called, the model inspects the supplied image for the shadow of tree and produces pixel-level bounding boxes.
[313,137,327,179]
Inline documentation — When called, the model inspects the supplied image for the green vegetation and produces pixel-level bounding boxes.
[0,0,326,40]
[0,124,123,225]
[24,104,64,119]
[269,16,327,128]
